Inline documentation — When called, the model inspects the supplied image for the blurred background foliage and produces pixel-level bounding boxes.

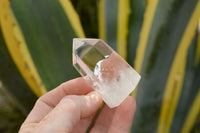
[71,0,98,37]
[0,0,200,132]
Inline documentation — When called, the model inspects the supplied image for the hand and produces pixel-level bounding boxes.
[19,77,136,133]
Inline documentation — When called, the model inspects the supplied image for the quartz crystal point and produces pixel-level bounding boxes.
[73,38,141,108]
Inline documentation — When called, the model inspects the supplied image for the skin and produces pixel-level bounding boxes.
[19,77,136,133]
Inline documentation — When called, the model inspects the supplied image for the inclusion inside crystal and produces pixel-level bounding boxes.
[73,38,141,108]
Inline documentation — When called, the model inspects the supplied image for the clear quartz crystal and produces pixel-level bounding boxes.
[73,38,141,108]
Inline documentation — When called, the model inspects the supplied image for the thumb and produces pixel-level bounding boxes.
[35,91,102,133]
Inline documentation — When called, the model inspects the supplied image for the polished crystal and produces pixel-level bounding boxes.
[73,38,141,108]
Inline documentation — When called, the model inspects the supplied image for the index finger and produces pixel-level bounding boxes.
[24,77,93,124]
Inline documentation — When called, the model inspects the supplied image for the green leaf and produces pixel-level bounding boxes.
[131,0,200,132]
[100,0,118,51]
[190,112,200,133]
[0,27,37,114]
[11,0,84,90]
[170,32,200,133]
[71,0,98,37]
[127,0,145,66]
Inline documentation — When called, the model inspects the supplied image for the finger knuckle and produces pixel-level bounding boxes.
[60,96,80,112]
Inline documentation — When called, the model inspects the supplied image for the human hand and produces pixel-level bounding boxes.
[19,77,136,133]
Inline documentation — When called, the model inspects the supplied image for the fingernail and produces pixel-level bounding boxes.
[87,91,102,101]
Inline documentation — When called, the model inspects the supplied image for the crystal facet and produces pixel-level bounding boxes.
[73,38,141,108]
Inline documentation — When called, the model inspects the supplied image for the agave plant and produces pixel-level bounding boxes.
[0,0,200,132]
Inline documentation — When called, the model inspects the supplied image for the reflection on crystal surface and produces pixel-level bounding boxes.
[73,38,141,108]
[76,42,106,71]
